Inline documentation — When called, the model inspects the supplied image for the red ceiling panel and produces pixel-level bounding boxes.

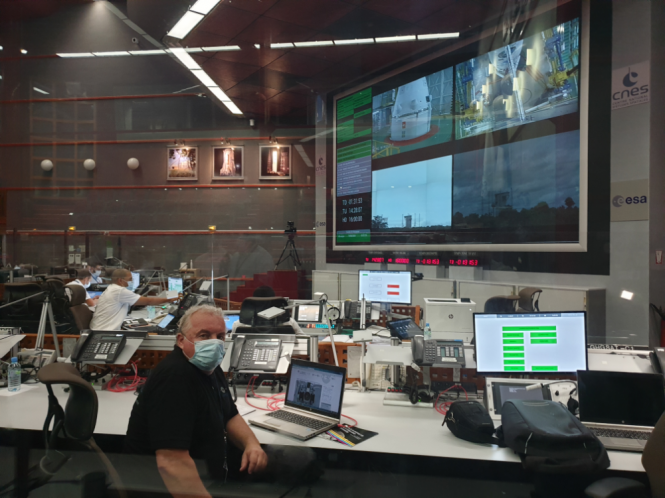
[213,46,287,67]
[197,5,258,40]
[265,52,333,77]
[184,31,233,50]
[363,0,457,24]
[225,83,281,101]
[265,90,311,109]
[224,0,280,15]
[231,16,317,45]
[200,57,261,89]
[417,1,490,33]
[262,0,356,30]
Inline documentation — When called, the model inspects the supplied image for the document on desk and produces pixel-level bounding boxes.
[324,426,378,448]
[0,385,38,397]
[238,405,256,417]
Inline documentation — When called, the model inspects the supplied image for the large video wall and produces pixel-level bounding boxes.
[334,12,583,252]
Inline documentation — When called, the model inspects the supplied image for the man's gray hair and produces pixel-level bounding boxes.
[178,304,226,337]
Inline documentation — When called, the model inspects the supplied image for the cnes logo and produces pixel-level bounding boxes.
[612,62,650,109]
[612,195,647,208]
[613,67,649,100]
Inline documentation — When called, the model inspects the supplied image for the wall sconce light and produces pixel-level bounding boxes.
[40,159,54,171]
[208,225,216,232]
[83,159,96,171]
[127,158,140,170]
[68,226,76,232]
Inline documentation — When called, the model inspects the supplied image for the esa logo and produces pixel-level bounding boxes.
[612,195,647,207]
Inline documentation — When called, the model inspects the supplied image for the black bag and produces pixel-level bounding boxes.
[496,400,610,474]
[443,400,498,444]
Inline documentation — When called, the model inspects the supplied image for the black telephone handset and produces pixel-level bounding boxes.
[411,335,431,366]
[344,300,372,320]
[71,331,127,364]
[651,347,665,374]
[229,335,246,371]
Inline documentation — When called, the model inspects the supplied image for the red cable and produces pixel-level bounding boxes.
[244,377,272,411]
[339,414,358,428]
[434,385,468,416]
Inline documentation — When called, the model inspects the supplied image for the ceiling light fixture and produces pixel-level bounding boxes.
[167,10,204,39]
[184,47,204,53]
[191,69,217,87]
[209,87,231,102]
[294,40,334,47]
[171,47,200,69]
[201,45,241,52]
[128,49,167,55]
[333,38,374,46]
[375,35,416,43]
[20,49,27,54]
[224,101,243,115]
[270,42,294,49]
[93,51,130,57]
[56,52,95,58]
[417,32,460,40]
[190,0,221,15]
[254,44,260,49]
[33,87,49,95]
[621,290,634,300]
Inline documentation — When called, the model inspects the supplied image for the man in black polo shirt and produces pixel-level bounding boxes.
[125,305,268,496]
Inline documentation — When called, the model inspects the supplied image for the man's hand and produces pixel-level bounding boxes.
[239,443,268,475]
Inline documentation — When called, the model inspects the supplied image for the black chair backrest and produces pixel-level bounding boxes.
[239,296,290,326]
[1,283,44,316]
[484,296,519,313]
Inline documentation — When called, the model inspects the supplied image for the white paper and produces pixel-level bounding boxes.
[0,384,38,397]
[238,405,256,417]
[68,254,75,264]
[346,345,362,378]
[74,254,81,264]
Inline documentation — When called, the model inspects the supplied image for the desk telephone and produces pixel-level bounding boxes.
[411,335,466,367]
[71,331,127,363]
[229,335,282,372]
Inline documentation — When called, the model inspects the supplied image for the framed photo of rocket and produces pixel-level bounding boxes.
[259,145,291,180]
[212,146,244,180]
[167,146,198,181]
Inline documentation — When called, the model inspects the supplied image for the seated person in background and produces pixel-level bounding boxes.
[124,305,269,495]
[70,269,99,308]
[88,263,105,284]
[90,269,176,330]
[231,285,304,335]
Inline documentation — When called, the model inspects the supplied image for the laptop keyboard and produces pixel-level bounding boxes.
[591,428,652,440]
[267,411,332,430]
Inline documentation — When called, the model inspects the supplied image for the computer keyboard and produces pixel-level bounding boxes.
[267,410,331,430]
[591,428,652,440]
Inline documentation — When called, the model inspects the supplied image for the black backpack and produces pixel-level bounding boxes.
[496,400,610,474]
[443,400,498,444]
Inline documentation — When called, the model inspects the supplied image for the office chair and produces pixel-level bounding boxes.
[10,363,128,498]
[1,282,44,317]
[585,411,665,498]
[239,296,290,327]
[517,287,542,312]
[65,284,93,332]
[45,278,65,290]
[484,296,519,313]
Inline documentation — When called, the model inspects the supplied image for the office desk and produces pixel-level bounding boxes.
[0,383,644,474]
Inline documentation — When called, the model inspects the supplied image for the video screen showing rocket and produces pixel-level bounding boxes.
[371,67,453,160]
[455,19,580,139]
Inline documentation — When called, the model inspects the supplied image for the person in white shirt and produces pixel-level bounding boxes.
[70,269,99,308]
[90,269,177,331]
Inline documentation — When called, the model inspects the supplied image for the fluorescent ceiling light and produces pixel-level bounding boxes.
[185,47,204,53]
[20,49,28,54]
[202,45,241,52]
[128,49,166,56]
[417,32,460,40]
[0,46,3,50]
[294,40,334,47]
[209,86,231,102]
[270,42,294,49]
[93,51,130,57]
[223,101,243,115]
[190,0,221,15]
[168,11,204,39]
[171,48,201,70]
[254,44,260,49]
[333,38,374,45]
[33,87,49,95]
[191,69,217,87]
[621,290,634,300]
[56,52,95,58]
[375,35,416,43]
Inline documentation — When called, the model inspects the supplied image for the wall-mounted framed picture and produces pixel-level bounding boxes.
[167,146,198,181]
[212,146,244,180]
[259,145,291,180]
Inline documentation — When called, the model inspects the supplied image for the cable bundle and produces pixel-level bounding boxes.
[106,361,145,392]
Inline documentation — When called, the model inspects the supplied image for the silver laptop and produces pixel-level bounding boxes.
[248,359,346,440]
[578,370,665,452]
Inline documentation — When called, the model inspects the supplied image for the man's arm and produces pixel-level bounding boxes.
[226,414,268,474]
[134,296,178,306]
[156,449,211,498]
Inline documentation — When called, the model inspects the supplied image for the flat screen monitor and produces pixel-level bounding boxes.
[358,270,412,304]
[158,314,175,329]
[130,272,140,291]
[224,314,240,330]
[168,277,183,293]
[474,312,587,374]
[295,304,322,323]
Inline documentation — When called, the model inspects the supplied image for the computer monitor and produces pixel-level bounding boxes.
[295,304,322,323]
[357,270,412,305]
[474,312,588,374]
[224,313,240,330]
[168,277,183,293]
[285,359,346,419]
[130,272,140,291]
[158,314,175,329]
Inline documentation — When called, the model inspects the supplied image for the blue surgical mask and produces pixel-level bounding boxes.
[184,337,225,371]
[93,270,101,277]
[83,282,91,289]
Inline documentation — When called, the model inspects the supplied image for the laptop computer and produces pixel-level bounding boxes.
[386,318,422,340]
[248,359,346,440]
[125,313,176,333]
[578,370,665,451]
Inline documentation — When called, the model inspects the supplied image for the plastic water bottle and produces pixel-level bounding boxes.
[424,323,432,341]
[8,357,21,392]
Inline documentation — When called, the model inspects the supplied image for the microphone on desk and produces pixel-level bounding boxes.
[525,383,544,391]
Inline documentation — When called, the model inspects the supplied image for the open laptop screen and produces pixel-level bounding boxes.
[285,359,346,419]
[578,370,665,427]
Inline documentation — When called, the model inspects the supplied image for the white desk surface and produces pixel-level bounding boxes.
[0,383,643,473]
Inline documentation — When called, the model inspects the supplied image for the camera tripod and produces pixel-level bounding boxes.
[275,233,302,271]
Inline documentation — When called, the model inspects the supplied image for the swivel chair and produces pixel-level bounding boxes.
[484,295,519,313]
[517,287,542,312]
[65,284,93,332]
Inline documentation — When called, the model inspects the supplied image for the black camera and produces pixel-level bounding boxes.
[285,221,297,234]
